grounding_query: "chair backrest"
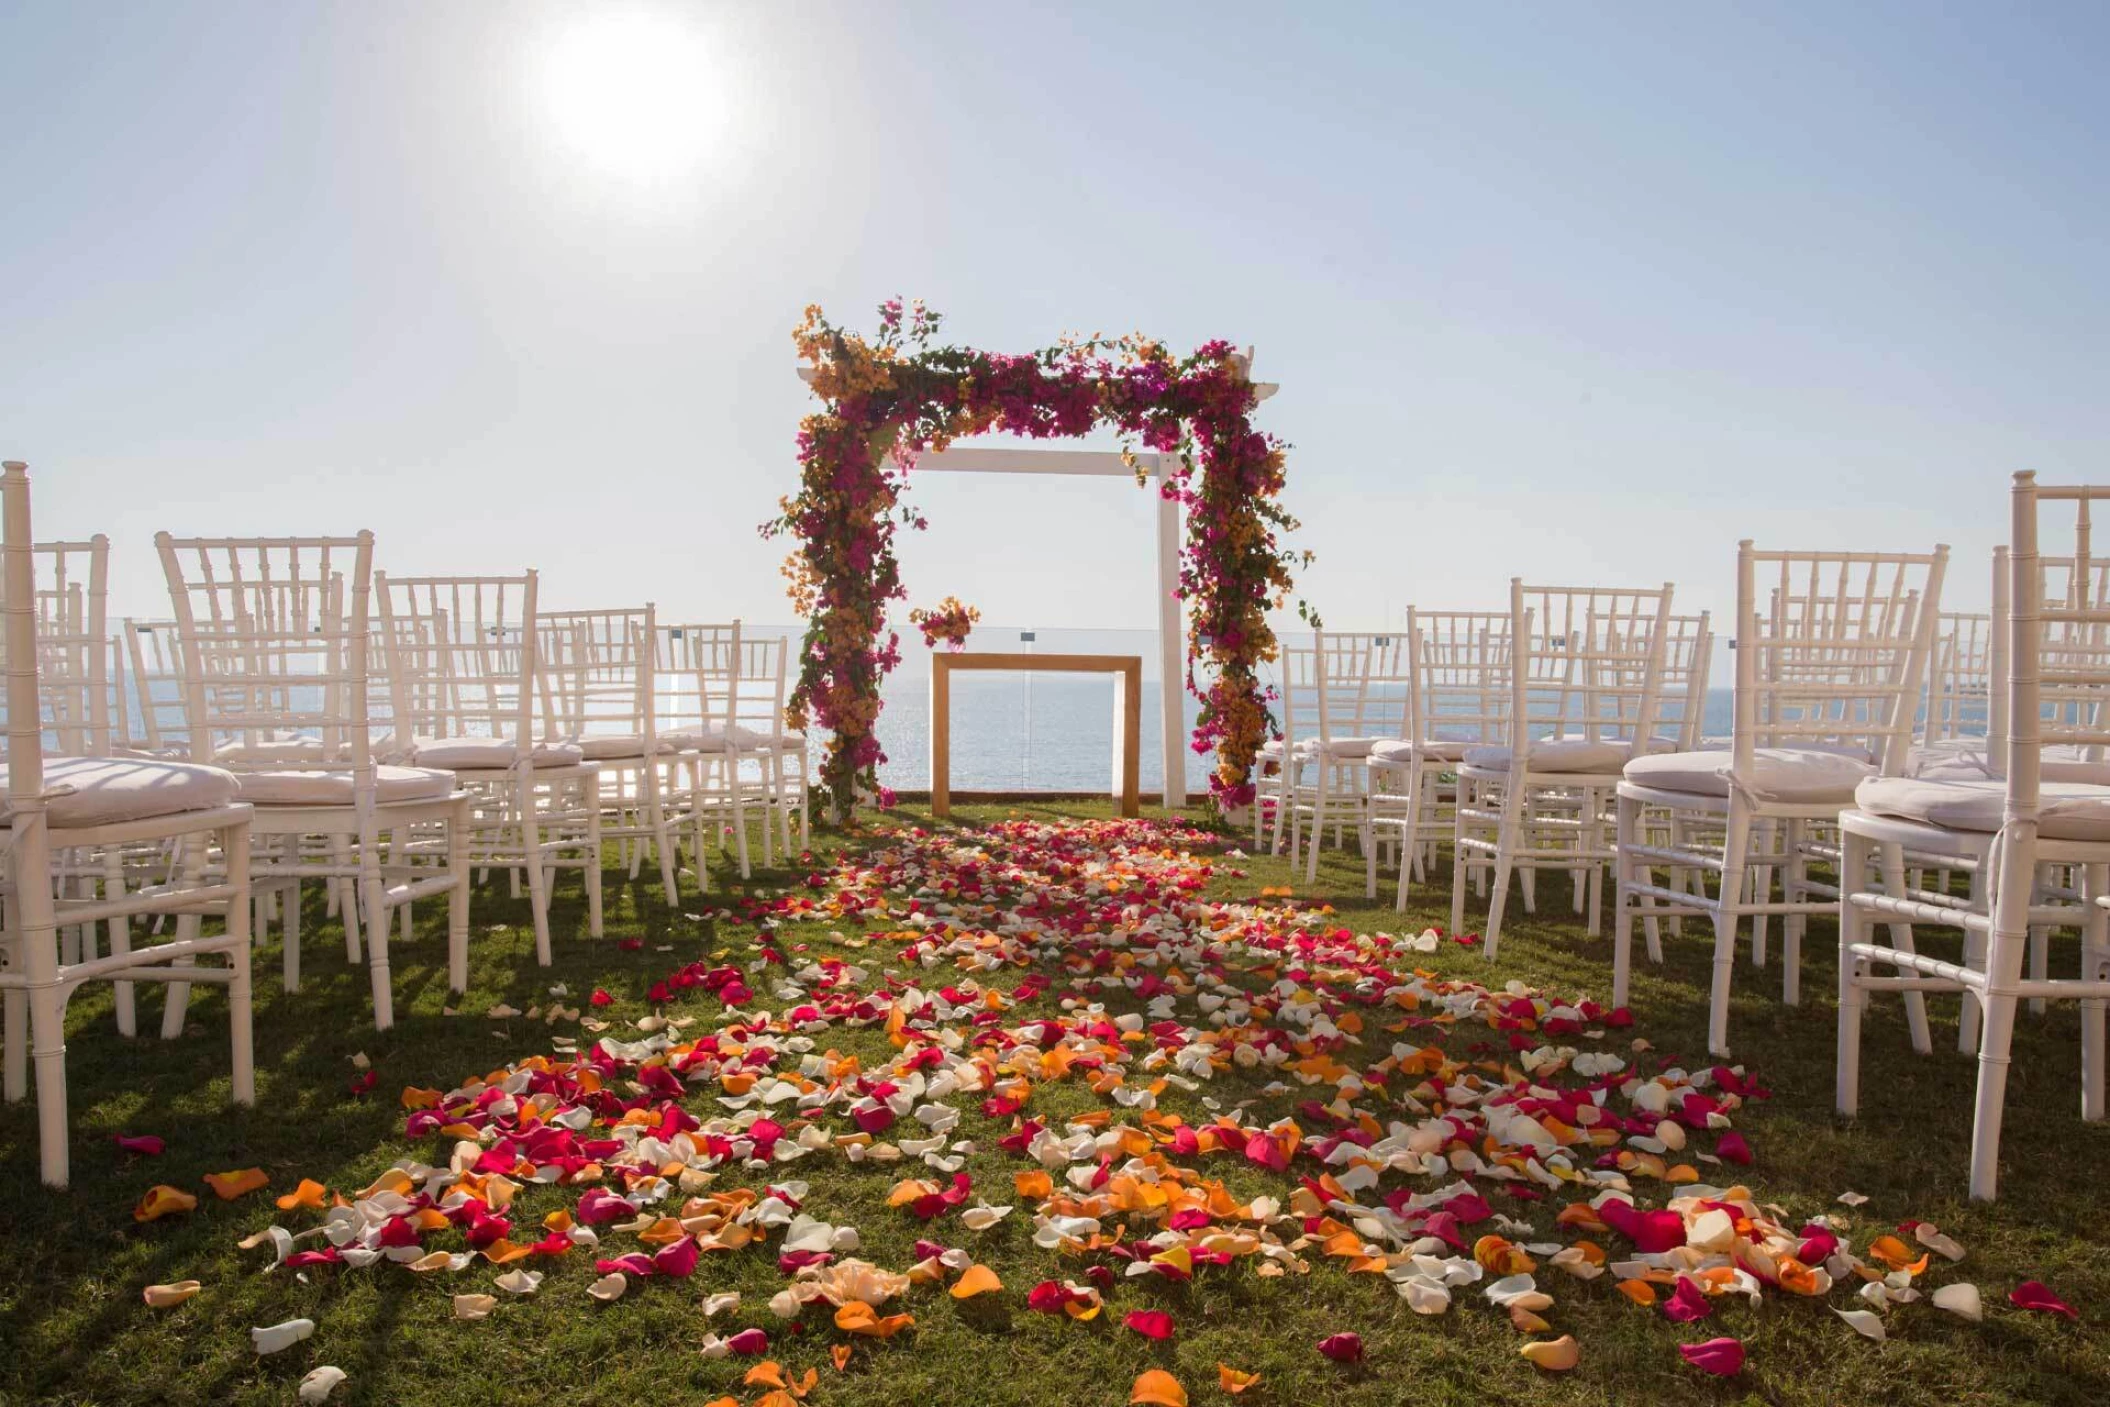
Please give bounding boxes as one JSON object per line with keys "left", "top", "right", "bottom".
{"left": 1407, "top": 609, "right": 1513, "bottom": 749}
{"left": 537, "top": 606, "right": 656, "bottom": 747}
{"left": 1309, "top": 631, "right": 1389, "bottom": 744}
{"left": 1733, "top": 542, "right": 1948, "bottom": 776}
{"left": 1927, "top": 610, "right": 1994, "bottom": 743}
{"left": 155, "top": 532, "right": 376, "bottom": 772}
{"left": 374, "top": 572, "right": 538, "bottom": 750}
{"left": 734, "top": 632, "right": 792, "bottom": 741}
{"left": 25, "top": 535, "right": 113, "bottom": 757}
{"left": 653, "top": 622, "right": 740, "bottom": 741}
{"left": 1658, "top": 610, "right": 1715, "bottom": 751}
{"left": 123, "top": 618, "right": 191, "bottom": 754}
{"left": 2003, "top": 474, "right": 2110, "bottom": 819}
{"left": 1509, "top": 581, "right": 1676, "bottom": 759}
{"left": 3, "top": 464, "right": 52, "bottom": 799}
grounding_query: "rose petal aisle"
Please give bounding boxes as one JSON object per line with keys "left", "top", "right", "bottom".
{"left": 84, "top": 813, "right": 2103, "bottom": 1406}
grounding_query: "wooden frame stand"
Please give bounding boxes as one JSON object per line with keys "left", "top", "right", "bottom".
{"left": 929, "top": 652, "right": 1142, "bottom": 819}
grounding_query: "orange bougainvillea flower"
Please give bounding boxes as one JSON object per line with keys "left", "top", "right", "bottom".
{"left": 274, "top": 1178, "right": 328, "bottom": 1212}
{"left": 134, "top": 1185, "right": 198, "bottom": 1222}
{"left": 1130, "top": 1369, "right": 1188, "bottom": 1407}
{"left": 1217, "top": 1364, "right": 1260, "bottom": 1394}
{"left": 949, "top": 1263, "right": 1002, "bottom": 1299}
{"left": 203, "top": 1168, "right": 269, "bottom": 1201}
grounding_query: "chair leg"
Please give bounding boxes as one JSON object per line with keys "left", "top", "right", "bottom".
{"left": 31, "top": 979, "right": 71, "bottom": 1187}
{"left": 2, "top": 897, "right": 25, "bottom": 1101}
{"left": 1483, "top": 783, "right": 1526, "bottom": 960}
{"left": 1879, "top": 841, "right": 1934, "bottom": 1055}
{"left": 226, "top": 821, "right": 255, "bottom": 1106}
{"left": 161, "top": 839, "right": 207, "bottom": 1040}
{"left": 1303, "top": 763, "right": 1329, "bottom": 885}
{"left": 585, "top": 771, "right": 605, "bottom": 938}
{"left": 1613, "top": 794, "right": 1639, "bottom": 1008}
{"left": 447, "top": 800, "right": 471, "bottom": 992}
{"left": 2080, "top": 865, "right": 2108, "bottom": 1123}
{"left": 364, "top": 827, "right": 393, "bottom": 1032}
{"left": 1836, "top": 829, "right": 1870, "bottom": 1117}
{"left": 1707, "top": 799, "right": 1753, "bottom": 1057}
{"left": 1782, "top": 818, "right": 1807, "bottom": 1006}
{"left": 1394, "top": 762, "right": 1423, "bottom": 912}
{"left": 1751, "top": 818, "right": 1774, "bottom": 968}
{"left": 520, "top": 774, "right": 554, "bottom": 967}
{"left": 1449, "top": 778, "right": 1471, "bottom": 939}
{"left": 1960, "top": 858, "right": 1989, "bottom": 1052}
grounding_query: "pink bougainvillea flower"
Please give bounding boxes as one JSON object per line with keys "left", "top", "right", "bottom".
{"left": 114, "top": 1134, "right": 164, "bottom": 1157}
{"left": 1663, "top": 1276, "right": 1713, "bottom": 1323}
{"left": 1124, "top": 1309, "right": 1175, "bottom": 1340}
{"left": 1679, "top": 1337, "right": 1745, "bottom": 1376}
{"left": 133, "top": 1185, "right": 197, "bottom": 1223}
{"left": 2009, "top": 1282, "right": 2078, "bottom": 1320}
{"left": 1317, "top": 1332, "right": 1364, "bottom": 1363}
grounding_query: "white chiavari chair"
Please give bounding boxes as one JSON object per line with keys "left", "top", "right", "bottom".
{"left": 375, "top": 571, "right": 602, "bottom": 966}
{"left": 1454, "top": 582, "right": 1676, "bottom": 958}
{"left": 655, "top": 621, "right": 749, "bottom": 882}
{"left": 1369, "top": 610, "right": 1512, "bottom": 910}
{"left": 1254, "top": 636, "right": 1314, "bottom": 854}
{"left": 1839, "top": 474, "right": 2110, "bottom": 1201}
{"left": 538, "top": 606, "right": 684, "bottom": 903}
{"left": 1277, "top": 631, "right": 1382, "bottom": 882}
{"left": 157, "top": 531, "right": 471, "bottom": 1029}
{"left": 1614, "top": 543, "right": 1946, "bottom": 1056}
{"left": 2, "top": 463, "right": 256, "bottom": 1188}
{"left": 121, "top": 618, "right": 190, "bottom": 756}
{"left": 732, "top": 632, "right": 811, "bottom": 863}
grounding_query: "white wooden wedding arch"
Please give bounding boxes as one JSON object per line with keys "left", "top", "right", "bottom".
{"left": 795, "top": 357, "right": 1279, "bottom": 809}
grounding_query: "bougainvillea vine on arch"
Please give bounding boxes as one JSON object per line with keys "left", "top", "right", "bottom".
{"left": 763, "top": 299, "right": 1310, "bottom": 821}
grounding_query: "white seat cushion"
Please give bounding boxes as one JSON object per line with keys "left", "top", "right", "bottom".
{"left": 1909, "top": 742, "right": 2110, "bottom": 787}
{"left": 3, "top": 756, "right": 241, "bottom": 830}
{"left": 1856, "top": 774, "right": 2110, "bottom": 842}
{"left": 1464, "top": 737, "right": 1636, "bottom": 774}
{"left": 569, "top": 734, "right": 670, "bottom": 761}
{"left": 733, "top": 726, "right": 806, "bottom": 751}
{"left": 409, "top": 736, "right": 585, "bottom": 770}
{"left": 214, "top": 736, "right": 327, "bottom": 765}
{"left": 1622, "top": 747, "right": 1875, "bottom": 804}
{"left": 234, "top": 765, "right": 458, "bottom": 807}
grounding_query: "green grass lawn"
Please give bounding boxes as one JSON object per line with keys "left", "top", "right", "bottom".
{"left": 3, "top": 800, "right": 2106, "bottom": 1407}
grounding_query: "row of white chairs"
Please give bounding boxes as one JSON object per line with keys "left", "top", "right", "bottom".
{"left": 0, "top": 466, "right": 812, "bottom": 1185}
{"left": 1269, "top": 491, "right": 2110, "bottom": 1199}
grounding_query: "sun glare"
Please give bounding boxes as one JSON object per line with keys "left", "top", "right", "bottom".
{"left": 534, "top": 6, "right": 722, "bottom": 187}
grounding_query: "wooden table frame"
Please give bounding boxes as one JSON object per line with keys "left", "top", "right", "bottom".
{"left": 929, "top": 652, "right": 1142, "bottom": 819}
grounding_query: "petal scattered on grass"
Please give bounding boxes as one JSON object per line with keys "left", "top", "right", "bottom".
{"left": 1835, "top": 1308, "right": 1887, "bottom": 1341}
{"left": 1678, "top": 1337, "right": 1745, "bottom": 1376}
{"left": 1519, "top": 1336, "right": 1579, "bottom": 1371}
{"left": 949, "top": 1263, "right": 1002, "bottom": 1299}
{"left": 297, "top": 1367, "right": 347, "bottom": 1404}
{"left": 133, "top": 1185, "right": 197, "bottom": 1223}
{"left": 1217, "top": 1364, "right": 1260, "bottom": 1394}
{"left": 452, "top": 1294, "right": 497, "bottom": 1320}
{"left": 586, "top": 1273, "right": 627, "bottom": 1303}
{"left": 1123, "top": 1309, "right": 1175, "bottom": 1340}
{"left": 1130, "top": 1369, "right": 1188, "bottom": 1407}
{"left": 2009, "top": 1282, "right": 2078, "bottom": 1320}
{"left": 251, "top": 1318, "right": 317, "bottom": 1354}
{"left": 275, "top": 1178, "right": 329, "bottom": 1211}
{"left": 142, "top": 1281, "right": 202, "bottom": 1308}
{"left": 203, "top": 1168, "right": 270, "bottom": 1201}
{"left": 1317, "top": 1331, "right": 1364, "bottom": 1363}
{"left": 1933, "top": 1283, "right": 1983, "bottom": 1322}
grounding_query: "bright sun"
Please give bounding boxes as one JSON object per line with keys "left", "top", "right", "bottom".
{"left": 534, "top": 5, "right": 722, "bottom": 186}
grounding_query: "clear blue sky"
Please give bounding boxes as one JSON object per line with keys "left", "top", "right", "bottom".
{"left": 5, "top": 1, "right": 2105, "bottom": 639}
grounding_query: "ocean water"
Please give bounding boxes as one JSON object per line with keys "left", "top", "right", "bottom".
{"left": 864, "top": 678, "right": 1741, "bottom": 794}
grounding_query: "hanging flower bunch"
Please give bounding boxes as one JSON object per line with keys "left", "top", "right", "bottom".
{"left": 763, "top": 299, "right": 1310, "bottom": 821}
{"left": 909, "top": 596, "right": 980, "bottom": 652}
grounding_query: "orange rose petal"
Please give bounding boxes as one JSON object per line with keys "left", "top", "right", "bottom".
{"left": 949, "top": 1263, "right": 1002, "bottom": 1299}
{"left": 831, "top": 1344, "right": 853, "bottom": 1372}
{"left": 202, "top": 1167, "right": 269, "bottom": 1201}
{"left": 274, "top": 1178, "right": 328, "bottom": 1211}
{"left": 745, "top": 1362, "right": 787, "bottom": 1389}
{"left": 133, "top": 1185, "right": 198, "bottom": 1222}
{"left": 1217, "top": 1364, "right": 1260, "bottom": 1394}
{"left": 1131, "top": 1369, "right": 1188, "bottom": 1407}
